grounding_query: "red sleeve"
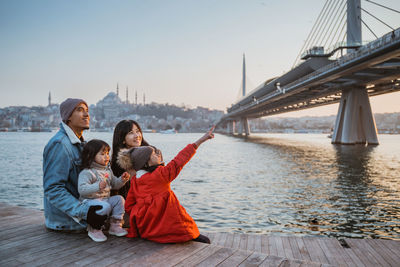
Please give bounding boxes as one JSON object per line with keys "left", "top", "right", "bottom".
{"left": 124, "top": 177, "right": 136, "bottom": 213}
{"left": 158, "top": 144, "right": 197, "bottom": 183}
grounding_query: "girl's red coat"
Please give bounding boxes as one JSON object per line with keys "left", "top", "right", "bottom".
{"left": 124, "top": 144, "right": 200, "bottom": 243}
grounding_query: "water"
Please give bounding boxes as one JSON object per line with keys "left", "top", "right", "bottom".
{"left": 1, "top": 132, "right": 399, "bottom": 240}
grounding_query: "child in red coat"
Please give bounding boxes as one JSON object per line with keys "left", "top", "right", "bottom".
{"left": 118, "top": 127, "right": 214, "bottom": 244}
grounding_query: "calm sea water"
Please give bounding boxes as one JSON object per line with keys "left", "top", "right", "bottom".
{"left": 1, "top": 132, "right": 399, "bottom": 240}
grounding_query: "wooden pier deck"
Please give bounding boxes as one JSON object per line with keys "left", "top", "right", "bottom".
{"left": 1, "top": 203, "right": 399, "bottom": 266}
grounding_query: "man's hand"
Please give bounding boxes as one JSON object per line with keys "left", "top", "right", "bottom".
{"left": 87, "top": 205, "right": 107, "bottom": 230}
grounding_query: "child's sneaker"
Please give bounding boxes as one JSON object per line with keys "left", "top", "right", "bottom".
{"left": 109, "top": 218, "right": 128, "bottom": 237}
{"left": 87, "top": 226, "right": 107, "bottom": 242}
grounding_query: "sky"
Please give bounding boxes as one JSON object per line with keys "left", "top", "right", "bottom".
{"left": 1, "top": 0, "right": 399, "bottom": 117}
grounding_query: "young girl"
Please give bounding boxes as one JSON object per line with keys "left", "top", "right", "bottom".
{"left": 118, "top": 127, "right": 215, "bottom": 244}
{"left": 78, "top": 139, "right": 130, "bottom": 242}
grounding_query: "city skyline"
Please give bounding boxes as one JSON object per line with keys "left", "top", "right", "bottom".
{"left": 1, "top": 0, "right": 400, "bottom": 117}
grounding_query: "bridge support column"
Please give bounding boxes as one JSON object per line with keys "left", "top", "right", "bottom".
{"left": 240, "top": 117, "right": 250, "bottom": 136}
{"left": 228, "top": 120, "right": 236, "bottom": 135}
{"left": 332, "top": 88, "right": 378, "bottom": 145}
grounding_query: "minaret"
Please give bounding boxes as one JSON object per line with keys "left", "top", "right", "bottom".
{"left": 116, "top": 83, "right": 119, "bottom": 96}
{"left": 242, "top": 53, "right": 246, "bottom": 96}
{"left": 48, "top": 91, "right": 51, "bottom": 106}
{"left": 143, "top": 93, "right": 146, "bottom": 105}
{"left": 135, "top": 91, "right": 138, "bottom": 105}
{"left": 126, "top": 86, "right": 129, "bottom": 104}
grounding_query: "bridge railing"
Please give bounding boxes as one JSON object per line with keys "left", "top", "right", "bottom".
{"left": 283, "top": 28, "right": 400, "bottom": 92}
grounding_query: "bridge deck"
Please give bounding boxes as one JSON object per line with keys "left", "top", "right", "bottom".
{"left": 1, "top": 203, "right": 399, "bottom": 266}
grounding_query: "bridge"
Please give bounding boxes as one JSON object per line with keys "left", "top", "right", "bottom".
{"left": 217, "top": 0, "right": 400, "bottom": 145}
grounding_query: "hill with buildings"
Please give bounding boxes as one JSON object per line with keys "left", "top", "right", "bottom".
{"left": 0, "top": 91, "right": 399, "bottom": 134}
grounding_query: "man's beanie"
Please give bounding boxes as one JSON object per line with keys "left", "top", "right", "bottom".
{"left": 130, "top": 146, "right": 154, "bottom": 171}
{"left": 60, "top": 98, "right": 88, "bottom": 123}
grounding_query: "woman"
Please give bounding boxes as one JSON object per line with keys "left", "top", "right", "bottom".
{"left": 111, "top": 120, "right": 150, "bottom": 198}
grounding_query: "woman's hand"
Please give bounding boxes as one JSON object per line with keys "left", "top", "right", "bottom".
{"left": 195, "top": 126, "right": 215, "bottom": 147}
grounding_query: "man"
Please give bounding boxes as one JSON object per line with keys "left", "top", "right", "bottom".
{"left": 43, "top": 98, "right": 106, "bottom": 231}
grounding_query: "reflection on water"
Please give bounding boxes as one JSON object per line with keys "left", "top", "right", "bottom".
{"left": 0, "top": 132, "right": 399, "bottom": 240}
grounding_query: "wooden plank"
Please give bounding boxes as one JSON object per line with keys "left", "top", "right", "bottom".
{"left": 1, "top": 233, "right": 89, "bottom": 265}
{"left": 281, "top": 236, "right": 295, "bottom": 260}
{"left": 174, "top": 244, "right": 222, "bottom": 267}
{"left": 316, "top": 238, "right": 340, "bottom": 266}
{"left": 299, "top": 262, "right": 322, "bottom": 267}
{"left": 223, "top": 232, "right": 234, "bottom": 249}
{"left": 344, "top": 238, "right": 375, "bottom": 267}
{"left": 261, "top": 234, "right": 269, "bottom": 255}
{"left": 346, "top": 238, "right": 391, "bottom": 266}
{"left": 206, "top": 232, "right": 216, "bottom": 243}
{"left": 238, "top": 251, "right": 268, "bottom": 266}
{"left": 246, "top": 233, "right": 256, "bottom": 252}
{"left": 196, "top": 247, "right": 236, "bottom": 267}
{"left": 57, "top": 238, "right": 141, "bottom": 266}
{"left": 212, "top": 232, "right": 224, "bottom": 246}
{"left": 267, "top": 235, "right": 278, "bottom": 256}
{"left": 287, "top": 236, "right": 303, "bottom": 262}
{"left": 273, "top": 235, "right": 286, "bottom": 258}
{"left": 217, "top": 249, "right": 252, "bottom": 267}
{"left": 110, "top": 240, "right": 169, "bottom": 266}
{"left": 254, "top": 234, "right": 263, "bottom": 253}
{"left": 258, "top": 255, "right": 286, "bottom": 267}
{"left": 302, "top": 237, "right": 329, "bottom": 264}
{"left": 0, "top": 222, "right": 45, "bottom": 243}
{"left": 216, "top": 232, "right": 228, "bottom": 247}
{"left": 150, "top": 241, "right": 207, "bottom": 267}
{"left": 319, "top": 238, "right": 353, "bottom": 267}
{"left": 377, "top": 239, "right": 400, "bottom": 257}
{"left": 20, "top": 234, "right": 101, "bottom": 266}
{"left": 231, "top": 232, "right": 242, "bottom": 250}
{"left": 239, "top": 233, "right": 248, "bottom": 250}
{"left": 365, "top": 239, "right": 400, "bottom": 266}
{"left": 294, "top": 237, "right": 312, "bottom": 262}
{"left": 125, "top": 241, "right": 204, "bottom": 267}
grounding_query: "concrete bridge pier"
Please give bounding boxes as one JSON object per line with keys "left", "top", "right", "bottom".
{"left": 331, "top": 88, "right": 379, "bottom": 145}
{"left": 240, "top": 117, "right": 250, "bottom": 136}
{"left": 228, "top": 120, "right": 236, "bottom": 135}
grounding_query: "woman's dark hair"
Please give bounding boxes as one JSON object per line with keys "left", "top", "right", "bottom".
{"left": 110, "top": 120, "right": 149, "bottom": 197}
{"left": 81, "top": 139, "right": 110, "bottom": 170}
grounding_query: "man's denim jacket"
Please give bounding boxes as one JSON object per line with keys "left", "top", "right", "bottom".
{"left": 43, "top": 123, "right": 89, "bottom": 230}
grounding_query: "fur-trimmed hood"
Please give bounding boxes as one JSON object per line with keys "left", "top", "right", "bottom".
{"left": 117, "top": 146, "right": 154, "bottom": 171}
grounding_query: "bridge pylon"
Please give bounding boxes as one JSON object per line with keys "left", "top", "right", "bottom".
{"left": 331, "top": 88, "right": 378, "bottom": 145}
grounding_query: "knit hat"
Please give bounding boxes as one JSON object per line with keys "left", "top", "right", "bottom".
{"left": 117, "top": 146, "right": 154, "bottom": 171}
{"left": 60, "top": 98, "right": 88, "bottom": 123}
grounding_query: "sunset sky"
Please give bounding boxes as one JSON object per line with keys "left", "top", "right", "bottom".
{"left": 1, "top": 0, "right": 399, "bottom": 117}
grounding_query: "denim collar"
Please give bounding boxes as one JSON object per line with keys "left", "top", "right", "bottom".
{"left": 61, "top": 122, "right": 85, "bottom": 145}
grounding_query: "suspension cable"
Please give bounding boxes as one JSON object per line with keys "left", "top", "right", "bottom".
{"left": 317, "top": 0, "right": 344, "bottom": 47}
{"left": 361, "top": 19, "right": 378, "bottom": 38}
{"left": 310, "top": 0, "right": 337, "bottom": 47}
{"left": 364, "top": 0, "right": 400, "bottom": 14}
{"left": 292, "top": 0, "right": 331, "bottom": 68}
{"left": 323, "top": 0, "right": 347, "bottom": 48}
{"left": 327, "top": 7, "right": 347, "bottom": 49}
{"left": 361, "top": 7, "right": 395, "bottom": 30}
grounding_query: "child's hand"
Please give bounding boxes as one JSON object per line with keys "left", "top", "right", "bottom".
{"left": 99, "top": 180, "right": 107, "bottom": 190}
{"left": 195, "top": 126, "right": 215, "bottom": 147}
{"left": 121, "top": 172, "right": 130, "bottom": 182}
